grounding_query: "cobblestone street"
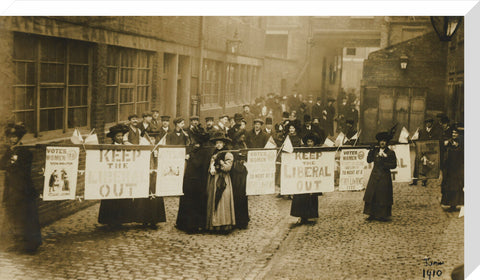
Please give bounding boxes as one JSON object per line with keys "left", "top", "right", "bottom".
{"left": 0, "top": 180, "right": 463, "bottom": 280}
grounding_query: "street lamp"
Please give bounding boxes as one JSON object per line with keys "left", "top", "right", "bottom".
{"left": 430, "top": 16, "right": 462, "bottom": 41}
{"left": 400, "top": 55, "right": 408, "bottom": 70}
{"left": 226, "top": 30, "right": 242, "bottom": 55}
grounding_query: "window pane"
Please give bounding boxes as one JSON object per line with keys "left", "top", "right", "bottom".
{"left": 120, "top": 69, "right": 134, "bottom": 83}
{"left": 14, "top": 33, "right": 37, "bottom": 60}
{"left": 15, "top": 111, "right": 35, "bottom": 133}
{"left": 136, "top": 103, "right": 148, "bottom": 115}
{"left": 68, "top": 86, "right": 88, "bottom": 106}
{"left": 40, "top": 38, "right": 66, "bottom": 62}
{"left": 106, "top": 87, "right": 117, "bottom": 104}
{"left": 41, "top": 63, "right": 65, "bottom": 83}
{"left": 40, "top": 108, "right": 63, "bottom": 131}
{"left": 14, "top": 87, "right": 35, "bottom": 110}
{"left": 107, "top": 48, "right": 118, "bottom": 66}
{"left": 119, "top": 104, "right": 134, "bottom": 121}
{"left": 68, "top": 107, "right": 87, "bottom": 128}
{"left": 40, "top": 88, "right": 64, "bottom": 108}
{"left": 138, "top": 69, "right": 149, "bottom": 84}
{"left": 120, "top": 88, "right": 133, "bottom": 103}
{"left": 105, "top": 105, "right": 117, "bottom": 123}
{"left": 69, "top": 42, "right": 89, "bottom": 64}
{"left": 138, "top": 52, "right": 150, "bottom": 68}
{"left": 69, "top": 65, "right": 88, "bottom": 85}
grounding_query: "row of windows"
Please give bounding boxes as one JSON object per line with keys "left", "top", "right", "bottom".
{"left": 13, "top": 33, "right": 261, "bottom": 135}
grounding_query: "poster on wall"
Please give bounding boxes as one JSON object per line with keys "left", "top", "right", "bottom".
{"left": 84, "top": 147, "right": 151, "bottom": 200}
{"left": 155, "top": 147, "right": 186, "bottom": 196}
{"left": 281, "top": 150, "right": 335, "bottom": 195}
{"left": 245, "top": 150, "right": 277, "bottom": 195}
{"left": 43, "top": 146, "right": 80, "bottom": 200}
{"left": 339, "top": 148, "right": 369, "bottom": 191}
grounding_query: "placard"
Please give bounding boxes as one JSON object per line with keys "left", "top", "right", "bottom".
{"left": 245, "top": 150, "right": 277, "bottom": 195}
{"left": 339, "top": 148, "right": 369, "bottom": 191}
{"left": 84, "top": 148, "right": 150, "bottom": 199}
{"left": 363, "top": 144, "right": 413, "bottom": 185}
{"left": 415, "top": 140, "right": 440, "bottom": 179}
{"left": 280, "top": 151, "right": 335, "bottom": 195}
{"left": 43, "top": 147, "right": 80, "bottom": 200}
{"left": 155, "top": 147, "right": 186, "bottom": 196}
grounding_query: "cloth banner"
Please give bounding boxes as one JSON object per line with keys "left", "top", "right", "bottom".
{"left": 155, "top": 147, "right": 186, "bottom": 196}
{"left": 280, "top": 150, "right": 335, "bottom": 195}
{"left": 339, "top": 148, "right": 369, "bottom": 191}
{"left": 363, "top": 144, "right": 412, "bottom": 184}
{"left": 415, "top": 140, "right": 440, "bottom": 179}
{"left": 245, "top": 150, "right": 277, "bottom": 195}
{"left": 84, "top": 148, "right": 150, "bottom": 199}
{"left": 43, "top": 147, "right": 80, "bottom": 200}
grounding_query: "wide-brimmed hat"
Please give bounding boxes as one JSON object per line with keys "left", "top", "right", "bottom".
{"left": 234, "top": 113, "right": 243, "bottom": 121}
{"left": 5, "top": 123, "right": 27, "bottom": 139}
{"left": 210, "top": 131, "right": 231, "bottom": 143}
{"left": 107, "top": 124, "right": 129, "bottom": 139}
{"left": 375, "top": 131, "right": 392, "bottom": 142}
{"left": 303, "top": 132, "right": 320, "bottom": 145}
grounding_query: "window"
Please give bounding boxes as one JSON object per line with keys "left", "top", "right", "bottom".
{"left": 346, "top": 48, "right": 356, "bottom": 56}
{"left": 225, "top": 64, "right": 237, "bottom": 104}
{"left": 13, "top": 33, "right": 91, "bottom": 134}
{"left": 201, "top": 59, "right": 221, "bottom": 106}
{"left": 105, "top": 46, "right": 152, "bottom": 123}
{"left": 265, "top": 34, "right": 288, "bottom": 59}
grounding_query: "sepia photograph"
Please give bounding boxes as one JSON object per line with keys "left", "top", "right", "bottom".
{"left": 0, "top": 2, "right": 474, "bottom": 278}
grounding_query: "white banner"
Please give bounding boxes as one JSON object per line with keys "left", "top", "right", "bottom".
{"left": 84, "top": 148, "right": 150, "bottom": 200}
{"left": 339, "top": 148, "right": 369, "bottom": 191}
{"left": 363, "top": 144, "right": 412, "bottom": 184}
{"left": 280, "top": 151, "right": 335, "bottom": 195}
{"left": 245, "top": 150, "right": 277, "bottom": 195}
{"left": 43, "top": 147, "right": 79, "bottom": 200}
{"left": 155, "top": 148, "right": 185, "bottom": 196}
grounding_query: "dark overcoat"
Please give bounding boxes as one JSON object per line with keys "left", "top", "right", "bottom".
{"left": 245, "top": 129, "right": 268, "bottom": 148}
{"left": 166, "top": 130, "right": 189, "bottom": 146}
{"left": 230, "top": 155, "right": 249, "bottom": 228}
{"left": 363, "top": 147, "right": 397, "bottom": 218}
{"left": 0, "top": 145, "right": 42, "bottom": 251}
{"left": 176, "top": 146, "right": 213, "bottom": 232}
{"left": 441, "top": 138, "right": 464, "bottom": 207}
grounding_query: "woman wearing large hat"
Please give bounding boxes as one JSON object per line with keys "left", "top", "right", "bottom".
{"left": 205, "top": 131, "right": 236, "bottom": 232}
{"left": 0, "top": 123, "right": 42, "bottom": 253}
{"left": 440, "top": 123, "right": 464, "bottom": 211}
{"left": 363, "top": 131, "right": 397, "bottom": 222}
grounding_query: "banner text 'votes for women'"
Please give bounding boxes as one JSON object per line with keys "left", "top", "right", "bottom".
{"left": 84, "top": 148, "right": 151, "bottom": 200}
{"left": 245, "top": 150, "right": 277, "bottom": 195}
{"left": 43, "top": 146, "right": 80, "bottom": 200}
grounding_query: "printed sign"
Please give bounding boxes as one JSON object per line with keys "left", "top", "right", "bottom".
{"left": 84, "top": 148, "right": 150, "bottom": 199}
{"left": 155, "top": 147, "right": 186, "bottom": 196}
{"left": 280, "top": 151, "right": 335, "bottom": 195}
{"left": 43, "top": 147, "right": 80, "bottom": 200}
{"left": 245, "top": 150, "right": 277, "bottom": 195}
{"left": 415, "top": 140, "right": 440, "bottom": 179}
{"left": 339, "top": 148, "right": 369, "bottom": 191}
{"left": 363, "top": 144, "right": 413, "bottom": 185}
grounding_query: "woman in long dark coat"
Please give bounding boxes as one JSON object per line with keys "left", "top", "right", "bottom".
{"left": 0, "top": 123, "right": 42, "bottom": 253}
{"left": 441, "top": 125, "right": 464, "bottom": 211}
{"left": 176, "top": 128, "right": 212, "bottom": 233}
{"left": 363, "top": 131, "right": 397, "bottom": 222}
{"left": 230, "top": 129, "right": 250, "bottom": 229}
{"left": 98, "top": 124, "right": 137, "bottom": 227}
{"left": 290, "top": 131, "right": 319, "bottom": 224}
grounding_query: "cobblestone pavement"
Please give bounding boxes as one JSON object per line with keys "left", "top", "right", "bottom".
{"left": 0, "top": 180, "right": 463, "bottom": 280}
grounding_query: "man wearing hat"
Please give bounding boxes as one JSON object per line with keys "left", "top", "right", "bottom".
{"left": 1, "top": 123, "right": 42, "bottom": 253}
{"left": 205, "top": 117, "right": 215, "bottom": 136}
{"left": 150, "top": 109, "right": 161, "bottom": 140}
{"left": 343, "top": 119, "right": 359, "bottom": 145}
{"left": 312, "top": 97, "right": 324, "bottom": 121}
{"left": 325, "top": 97, "right": 336, "bottom": 136}
{"left": 363, "top": 131, "right": 397, "bottom": 222}
{"left": 185, "top": 116, "right": 203, "bottom": 146}
{"left": 242, "top": 105, "right": 255, "bottom": 129}
{"left": 158, "top": 115, "right": 171, "bottom": 143}
{"left": 166, "top": 117, "right": 190, "bottom": 146}
{"left": 124, "top": 114, "right": 148, "bottom": 145}
{"left": 139, "top": 112, "right": 154, "bottom": 143}
{"left": 441, "top": 123, "right": 464, "bottom": 211}
{"left": 264, "top": 117, "right": 274, "bottom": 136}
{"left": 228, "top": 113, "right": 244, "bottom": 140}
{"left": 246, "top": 119, "right": 268, "bottom": 148}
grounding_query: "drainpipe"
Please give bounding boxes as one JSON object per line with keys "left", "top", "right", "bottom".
{"left": 195, "top": 16, "right": 205, "bottom": 117}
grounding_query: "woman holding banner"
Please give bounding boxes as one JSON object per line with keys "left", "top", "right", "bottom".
{"left": 290, "top": 132, "right": 319, "bottom": 224}
{"left": 205, "top": 132, "right": 236, "bottom": 232}
{"left": 363, "top": 132, "right": 397, "bottom": 222}
{"left": 0, "top": 123, "right": 42, "bottom": 253}
{"left": 441, "top": 124, "right": 464, "bottom": 212}
{"left": 230, "top": 130, "right": 250, "bottom": 229}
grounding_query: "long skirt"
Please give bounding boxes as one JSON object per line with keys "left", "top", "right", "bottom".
{"left": 290, "top": 194, "right": 319, "bottom": 219}
{"left": 363, "top": 192, "right": 392, "bottom": 219}
{"left": 131, "top": 173, "right": 166, "bottom": 224}
{"left": 206, "top": 173, "right": 235, "bottom": 231}
{"left": 1, "top": 198, "right": 42, "bottom": 252}
{"left": 98, "top": 199, "right": 136, "bottom": 225}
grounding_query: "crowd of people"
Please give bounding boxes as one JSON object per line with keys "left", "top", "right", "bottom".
{"left": 0, "top": 91, "right": 464, "bottom": 254}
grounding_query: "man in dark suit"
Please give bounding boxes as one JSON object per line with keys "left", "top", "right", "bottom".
{"left": 139, "top": 112, "right": 153, "bottom": 140}
{"left": 246, "top": 119, "right": 268, "bottom": 148}
{"left": 264, "top": 117, "right": 274, "bottom": 137}
{"left": 158, "top": 115, "right": 171, "bottom": 143}
{"left": 228, "top": 113, "right": 243, "bottom": 140}
{"left": 242, "top": 105, "right": 256, "bottom": 129}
